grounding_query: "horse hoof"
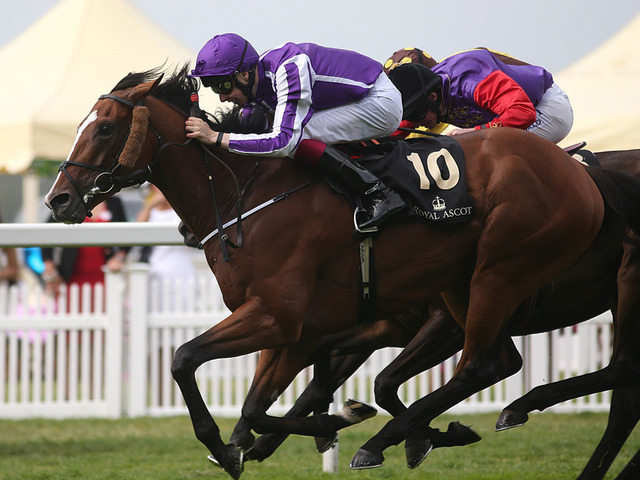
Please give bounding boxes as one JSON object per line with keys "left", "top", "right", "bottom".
{"left": 230, "top": 430, "right": 255, "bottom": 452}
{"left": 495, "top": 409, "right": 529, "bottom": 431}
{"left": 315, "top": 432, "right": 339, "bottom": 453}
{"left": 340, "top": 399, "right": 378, "bottom": 424}
{"left": 207, "top": 446, "right": 244, "bottom": 480}
{"left": 242, "top": 446, "right": 260, "bottom": 463}
{"left": 405, "top": 438, "right": 433, "bottom": 469}
{"left": 446, "top": 421, "right": 482, "bottom": 445}
{"left": 349, "top": 448, "right": 384, "bottom": 470}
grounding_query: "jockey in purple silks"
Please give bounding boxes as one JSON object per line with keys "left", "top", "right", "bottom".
{"left": 186, "top": 33, "right": 405, "bottom": 231}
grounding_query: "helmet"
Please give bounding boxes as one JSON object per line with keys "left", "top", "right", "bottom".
{"left": 383, "top": 47, "right": 437, "bottom": 74}
{"left": 388, "top": 63, "right": 442, "bottom": 121}
{"left": 190, "top": 33, "right": 259, "bottom": 77}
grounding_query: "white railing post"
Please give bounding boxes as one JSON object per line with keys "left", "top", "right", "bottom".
{"left": 104, "top": 267, "right": 125, "bottom": 418}
{"left": 126, "top": 263, "right": 151, "bottom": 417}
{"left": 527, "top": 333, "right": 551, "bottom": 389}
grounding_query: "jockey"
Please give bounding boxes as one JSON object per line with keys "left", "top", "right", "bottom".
{"left": 383, "top": 47, "right": 438, "bottom": 73}
{"left": 387, "top": 48, "right": 573, "bottom": 144}
{"left": 382, "top": 48, "right": 449, "bottom": 136}
{"left": 186, "top": 33, "right": 405, "bottom": 231}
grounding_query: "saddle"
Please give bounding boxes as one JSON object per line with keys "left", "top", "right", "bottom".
{"left": 344, "top": 136, "right": 475, "bottom": 225}
{"left": 563, "top": 142, "right": 600, "bottom": 167}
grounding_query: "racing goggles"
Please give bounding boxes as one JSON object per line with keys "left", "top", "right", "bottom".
{"left": 201, "top": 75, "right": 235, "bottom": 95}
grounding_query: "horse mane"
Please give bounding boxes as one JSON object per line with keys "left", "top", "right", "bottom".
{"left": 110, "top": 64, "right": 270, "bottom": 134}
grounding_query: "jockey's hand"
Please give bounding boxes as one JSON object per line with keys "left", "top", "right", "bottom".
{"left": 185, "top": 117, "right": 217, "bottom": 145}
{"left": 446, "top": 127, "right": 475, "bottom": 137}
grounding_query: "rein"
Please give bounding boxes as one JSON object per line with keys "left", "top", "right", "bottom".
{"left": 60, "top": 91, "right": 311, "bottom": 263}
{"left": 58, "top": 94, "right": 166, "bottom": 215}
{"left": 60, "top": 92, "right": 243, "bottom": 261}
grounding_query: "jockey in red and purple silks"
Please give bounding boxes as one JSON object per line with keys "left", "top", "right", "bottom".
{"left": 388, "top": 48, "right": 573, "bottom": 144}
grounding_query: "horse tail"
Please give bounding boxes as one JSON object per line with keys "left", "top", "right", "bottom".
{"left": 585, "top": 166, "right": 640, "bottom": 240}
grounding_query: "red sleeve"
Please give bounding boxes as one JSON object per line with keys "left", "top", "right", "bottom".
{"left": 389, "top": 119, "right": 415, "bottom": 139}
{"left": 472, "top": 70, "right": 537, "bottom": 130}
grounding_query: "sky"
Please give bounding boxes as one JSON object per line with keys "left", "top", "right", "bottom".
{"left": 1, "top": 0, "right": 640, "bottom": 73}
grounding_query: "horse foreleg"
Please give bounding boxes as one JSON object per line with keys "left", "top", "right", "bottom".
{"left": 576, "top": 385, "right": 640, "bottom": 480}
{"left": 241, "top": 343, "right": 376, "bottom": 439}
{"left": 230, "top": 350, "right": 337, "bottom": 453}
{"left": 240, "top": 351, "right": 374, "bottom": 461}
{"left": 229, "top": 352, "right": 335, "bottom": 457}
{"left": 245, "top": 316, "right": 416, "bottom": 461}
{"left": 171, "top": 298, "right": 300, "bottom": 480}
{"left": 171, "top": 354, "right": 244, "bottom": 479}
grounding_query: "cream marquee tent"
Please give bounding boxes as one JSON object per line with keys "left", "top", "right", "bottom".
{"left": 0, "top": 0, "right": 221, "bottom": 175}
{"left": 556, "top": 13, "right": 640, "bottom": 152}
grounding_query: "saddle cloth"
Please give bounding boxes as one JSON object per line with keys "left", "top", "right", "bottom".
{"left": 351, "top": 136, "right": 475, "bottom": 224}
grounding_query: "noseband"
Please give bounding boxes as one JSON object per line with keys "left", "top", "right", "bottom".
{"left": 56, "top": 91, "right": 244, "bottom": 261}
{"left": 58, "top": 94, "right": 165, "bottom": 215}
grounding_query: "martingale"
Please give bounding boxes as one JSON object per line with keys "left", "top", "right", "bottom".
{"left": 353, "top": 136, "right": 474, "bottom": 224}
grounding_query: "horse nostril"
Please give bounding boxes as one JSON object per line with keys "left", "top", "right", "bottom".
{"left": 48, "top": 193, "right": 71, "bottom": 211}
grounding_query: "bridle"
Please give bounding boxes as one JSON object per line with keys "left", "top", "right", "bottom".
{"left": 58, "top": 94, "right": 169, "bottom": 216}
{"left": 57, "top": 92, "right": 249, "bottom": 261}
{"left": 58, "top": 90, "right": 312, "bottom": 262}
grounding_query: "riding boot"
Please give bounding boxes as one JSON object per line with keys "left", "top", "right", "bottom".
{"left": 316, "top": 145, "right": 405, "bottom": 230}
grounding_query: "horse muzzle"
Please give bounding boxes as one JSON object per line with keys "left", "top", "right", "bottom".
{"left": 45, "top": 190, "right": 90, "bottom": 224}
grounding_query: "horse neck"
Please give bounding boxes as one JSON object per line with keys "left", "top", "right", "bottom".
{"left": 144, "top": 97, "right": 311, "bottom": 243}
{"left": 152, "top": 145, "right": 259, "bottom": 241}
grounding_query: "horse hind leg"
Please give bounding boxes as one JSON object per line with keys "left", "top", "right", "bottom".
{"left": 372, "top": 313, "right": 479, "bottom": 468}
{"left": 495, "top": 362, "right": 633, "bottom": 432}
{"left": 498, "top": 243, "right": 640, "bottom": 432}
{"left": 350, "top": 286, "right": 524, "bottom": 470}
{"left": 615, "top": 446, "right": 640, "bottom": 480}
{"left": 577, "top": 385, "right": 640, "bottom": 480}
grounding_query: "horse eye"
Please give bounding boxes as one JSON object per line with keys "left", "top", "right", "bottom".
{"left": 98, "top": 122, "right": 114, "bottom": 136}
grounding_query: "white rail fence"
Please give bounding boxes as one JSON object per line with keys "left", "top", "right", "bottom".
{"left": 0, "top": 223, "right": 613, "bottom": 419}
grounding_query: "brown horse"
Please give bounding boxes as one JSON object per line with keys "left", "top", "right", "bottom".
{"left": 229, "top": 161, "right": 640, "bottom": 475}
{"left": 235, "top": 151, "right": 640, "bottom": 479}
{"left": 44, "top": 66, "right": 640, "bottom": 479}
{"left": 238, "top": 147, "right": 640, "bottom": 478}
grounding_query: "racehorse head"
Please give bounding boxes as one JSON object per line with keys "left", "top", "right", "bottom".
{"left": 45, "top": 65, "right": 199, "bottom": 223}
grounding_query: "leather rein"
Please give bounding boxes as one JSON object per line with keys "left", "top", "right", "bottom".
{"left": 57, "top": 92, "right": 311, "bottom": 262}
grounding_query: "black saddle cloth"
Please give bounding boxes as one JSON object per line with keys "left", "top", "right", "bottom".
{"left": 348, "top": 136, "right": 475, "bottom": 224}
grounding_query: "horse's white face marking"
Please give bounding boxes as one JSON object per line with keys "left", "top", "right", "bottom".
{"left": 66, "top": 110, "right": 98, "bottom": 162}
{"left": 45, "top": 110, "right": 98, "bottom": 202}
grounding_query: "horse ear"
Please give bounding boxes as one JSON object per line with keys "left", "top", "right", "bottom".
{"left": 131, "top": 73, "right": 164, "bottom": 101}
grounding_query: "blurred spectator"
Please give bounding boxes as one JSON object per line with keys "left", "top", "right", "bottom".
{"left": 0, "top": 207, "right": 19, "bottom": 288}
{"left": 41, "top": 197, "right": 129, "bottom": 310}
{"left": 24, "top": 247, "right": 45, "bottom": 278}
{"left": 137, "top": 185, "right": 195, "bottom": 308}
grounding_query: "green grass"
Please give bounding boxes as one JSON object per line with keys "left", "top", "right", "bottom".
{"left": 0, "top": 412, "right": 639, "bottom": 479}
